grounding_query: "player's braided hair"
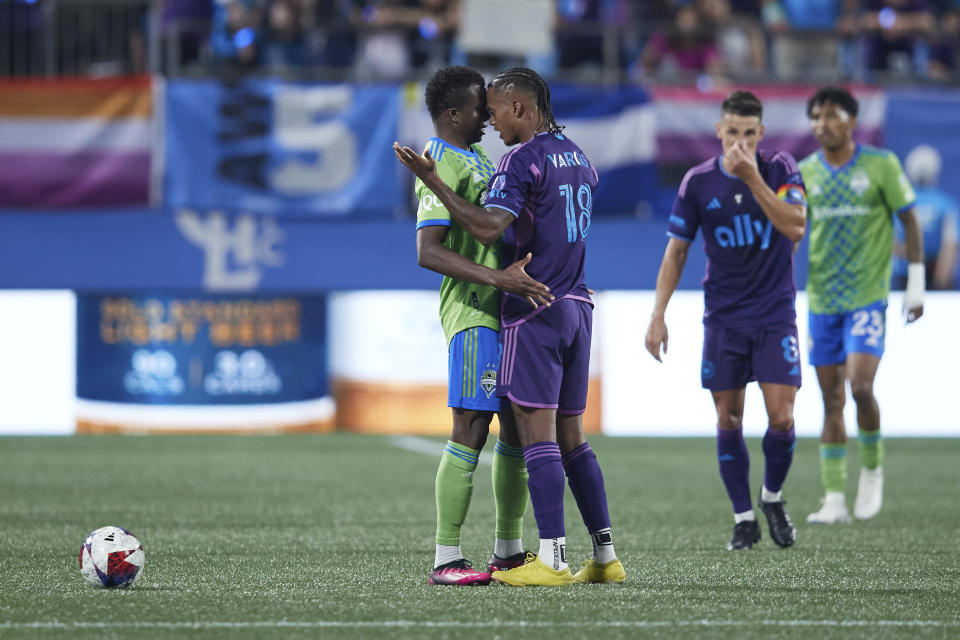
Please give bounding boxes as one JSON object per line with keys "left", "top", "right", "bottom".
{"left": 424, "top": 66, "right": 486, "bottom": 122}
{"left": 489, "top": 67, "right": 564, "bottom": 135}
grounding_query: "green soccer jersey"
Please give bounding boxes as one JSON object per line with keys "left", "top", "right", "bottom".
{"left": 800, "top": 144, "right": 916, "bottom": 314}
{"left": 415, "top": 137, "right": 500, "bottom": 345}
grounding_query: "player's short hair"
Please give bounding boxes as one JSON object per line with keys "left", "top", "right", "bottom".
{"left": 807, "top": 85, "right": 859, "bottom": 118}
{"left": 720, "top": 91, "right": 763, "bottom": 119}
{"left": 489, "top": 67, "right": 564, "bottom": 135}
{"left": 424, "top": 66, "right": 486, "bottom": 122}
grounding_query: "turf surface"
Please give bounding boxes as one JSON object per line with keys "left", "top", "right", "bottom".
{"left": 1, "top": 434, "right": 958, "bottom": 639}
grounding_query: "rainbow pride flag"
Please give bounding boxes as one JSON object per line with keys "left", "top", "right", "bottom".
{"left": 0, "top": 77, "right": 152, "bottom": 208}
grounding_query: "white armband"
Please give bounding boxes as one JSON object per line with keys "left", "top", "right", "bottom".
{"left": 904, "top": 262, "right": 925, "bottom": 310}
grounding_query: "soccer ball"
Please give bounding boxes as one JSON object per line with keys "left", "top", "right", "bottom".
{"left": 78, "top": 526, "right": 145, "bottom": 588}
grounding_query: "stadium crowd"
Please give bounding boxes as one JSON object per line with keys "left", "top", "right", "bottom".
{"left": 2, "top": 0, "right": 960, "bottom": 82}
{"left": 202, "top": 0, "right": 960, "bottom": 82}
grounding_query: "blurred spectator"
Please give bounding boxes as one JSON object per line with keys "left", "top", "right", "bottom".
{"left": 699, "top": 0, "right": 767, "bottom": 78}
{"left": 555, "top": 0, "right": 606, "bottom": 72}
{"left": 410, "top": 0, "right": 459, "bottom": 70}
{"left": 210, "top": 0, "right": 263, "bottom": 67}
{"left": 316, "top": 0, "right": 359, "bottom": 68}
{"left": 927, "top": 0, "right": 960, "bottom": 78}
{"left": 636, "top": 2, "right": 723, "bottom": 80}
{"left": 159, "top": 0, "right": 213, "bottom": 73}
{"left": 859, "top": 0, "right": 935, "bottom": 77}
{"left": 0, "top": 0, "right": 46, "bottom": 76}
{"left": 893, "top": 145, "right": 960, "bottom": 290}
{"left": 262, "top": 0, "right": 315, "bottom": 67}
{"left": 352, "top": 0, "right": 422, "bottom": 79}
{"left": 762, "top": 0, "right": 856, "bottom": 80}
{"left": 456, "top": 0, "right": 554, "bottom": 75}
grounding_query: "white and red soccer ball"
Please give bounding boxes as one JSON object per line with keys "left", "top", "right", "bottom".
{"left": 78, "top": 526, "right": 145, "bottom": 588}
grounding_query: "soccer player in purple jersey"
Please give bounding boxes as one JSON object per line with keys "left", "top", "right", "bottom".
{"left": 395, "top": 67, "right": 624, "bottom": 586}
{"left": 644, "top": 91, "right": 808, "bottom": 551}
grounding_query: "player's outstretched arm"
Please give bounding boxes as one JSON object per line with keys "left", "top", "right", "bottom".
{"left": 394, "top": 143, "right": 511, "bottom": 245}
{"left": 724, "top": 141, "right": 806, "bottom": 242}
{"left": 417, "top": 228, "right": 553, "bottom": 308}
{"left": 645, "top": 237, "right": 690, "bottom": 362}
{"left": 897, "top": 207, "right": 925, "bottom": 322}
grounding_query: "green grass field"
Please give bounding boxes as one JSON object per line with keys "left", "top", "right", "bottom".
{"left": 1, "top": 434, "right": 959, "bottom": 639}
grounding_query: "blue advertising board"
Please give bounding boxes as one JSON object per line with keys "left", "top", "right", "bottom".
{"left": 76, "top": 293, "right": 328, "bottom": 405}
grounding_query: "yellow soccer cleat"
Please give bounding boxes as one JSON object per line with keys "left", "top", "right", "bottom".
{"left": 572, "top": 558, "right": 626, "bottom": 584}
{"left": 490, "top": 553, "right": 573, "bottom": 587}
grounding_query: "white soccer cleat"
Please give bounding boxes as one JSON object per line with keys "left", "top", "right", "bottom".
{"left": 854, "top": 467, "right": 884, "bottom": 520}
{"left": 806, "top": 492, "right": 852, "bottom": 524}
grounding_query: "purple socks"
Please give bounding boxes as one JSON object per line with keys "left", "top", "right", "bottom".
{"left": 523, "top": 441, "right": 566, "bottom": 539}
{"left": 762, "top": 424, "right": 796, "bottom": 493}
{"left": 561, "top": 442, "right": 611, "bottom": 533}
{"left": 717, "top": 427, "right": 752, "bottom": 513}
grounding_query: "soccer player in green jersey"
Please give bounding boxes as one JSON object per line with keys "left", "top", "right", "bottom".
{"left": 412, "top": 66, "right": 552, "bottom": 585}
{"left": 800, "top": 86, "right": 925, "bottom": 524}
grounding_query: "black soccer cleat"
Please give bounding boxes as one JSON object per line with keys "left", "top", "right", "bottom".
{"left": 726, "top": 520, "right": 761, "bottom": 550}
{"left": 758, "top": 493, "right": 798, "bottom": 548}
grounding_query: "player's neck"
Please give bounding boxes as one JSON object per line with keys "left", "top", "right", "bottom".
{"left": 434, "top": 125, "right": 469, "bottom": 151}
{"left": 822, "top": 140, "right": 856, "bottom": 169}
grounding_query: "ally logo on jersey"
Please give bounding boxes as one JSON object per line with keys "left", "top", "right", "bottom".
{"left": 711, "top": 180, "right": 804, "bottom": 249}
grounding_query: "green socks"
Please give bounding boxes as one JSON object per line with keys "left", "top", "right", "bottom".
{"left": 435, "top": 441, "right": 479, "bottom": 546}
{"left": 858, "top": 429, "right": 883, "bottom": 470}
{"left": 819, "top": 444, "right": 847, "bottom": 494}
{"left": 492, "top": 439, "right": 528, "bottom": 541}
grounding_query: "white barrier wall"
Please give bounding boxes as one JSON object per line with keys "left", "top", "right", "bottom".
{"left": 599, "top": 290, "right": 960, "bottom": 437}
{"left": 0, "top": 291, "right": 75, "bottom": 434}
{"left": 1, "top": 290, "right": 957, "bottom": 436}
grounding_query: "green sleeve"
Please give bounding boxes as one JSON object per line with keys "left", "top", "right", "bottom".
{"left": 881, "top": 152, "right": 916, "bottom": 214}
{"left": 415, "top": 161, "right": 460, "bottom": 226}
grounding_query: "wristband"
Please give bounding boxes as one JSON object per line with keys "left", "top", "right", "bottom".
{"left": 904, "top": 262, "right": 925, "bottom": 310}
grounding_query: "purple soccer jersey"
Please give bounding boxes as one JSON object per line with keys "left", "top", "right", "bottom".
{"left": 668, "top": 149, "right": 806, "bottom": 327}
{"left": 485, "top": 132, "right": 597, "bottom": 326}
{"left": 485, "top": 132, "right": 597, "bottom": 411}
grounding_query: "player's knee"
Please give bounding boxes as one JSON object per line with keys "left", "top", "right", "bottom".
{"left": 451, "top": 410, "right": 493, "bottom": 449}
{"left": 768, "top": 416, "right": 794, "bottom": 432}
{"left": 821, "top": 389, "right": 845, "bottom": 414}
{"left": 850, "top": 380, "right": 875, "bottom": 406}
{"left": 717, "top": 414, "right": 743, "bottom": 431}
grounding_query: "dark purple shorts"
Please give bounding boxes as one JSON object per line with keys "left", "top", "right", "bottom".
{"left": 701, "top": 322, "right": 802, "bottom": 390}
{"left": 497, "top": 297, "right": 592, "bottom": 414}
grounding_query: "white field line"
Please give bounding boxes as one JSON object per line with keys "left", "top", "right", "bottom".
{"left": 390, "top": 435, "right": 494, "bottom": 466}
{"left": 1, "top": 620, "right": 958, "bottom": 630}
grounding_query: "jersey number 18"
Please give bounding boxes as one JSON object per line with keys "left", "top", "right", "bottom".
{"left": 558, "top": 183, "right": 592, "bottom": 242}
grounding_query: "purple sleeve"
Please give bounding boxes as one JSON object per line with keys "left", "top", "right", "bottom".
{"left": 485, "top": 146, "right": 534, "bottom": 218}
{"left": 667, "top": 170, "right": 699, "bottom": 241}
{"left": 772, "top": 151, "right": 807, "bottom": 205}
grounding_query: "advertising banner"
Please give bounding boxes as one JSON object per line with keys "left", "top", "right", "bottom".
{"left": 164, "top": 79, "right": 401, "bottom": 217}
{"left": 75, "top": 293, "right": 333, "bottom": 432}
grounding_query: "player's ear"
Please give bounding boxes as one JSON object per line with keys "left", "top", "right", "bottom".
{"left": 714, "top": 120, "right": 722, "bottom": 141}
{"left": 758, "top": 123, "right": 765, "bottom": 141}
{"left": 447, "top": 107, "right": 459, "bottom": 124}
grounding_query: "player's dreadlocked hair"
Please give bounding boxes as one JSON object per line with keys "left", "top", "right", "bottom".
{"left": 807, "top": 85, "right": 859, "bottom": 119}
{"left": 489, "top": 67, "right": 564, "bottom": 135}
{"left": 424, "top": 66, "right": 486, "bottom": 122}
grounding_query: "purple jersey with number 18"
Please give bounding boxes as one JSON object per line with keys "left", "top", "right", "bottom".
{"left": 484, "top": 131, "right": 598, "bottom": 326}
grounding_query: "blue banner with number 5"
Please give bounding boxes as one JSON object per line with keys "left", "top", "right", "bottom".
{"left": 164, "top": 79, "right": 401, "bottom": 218}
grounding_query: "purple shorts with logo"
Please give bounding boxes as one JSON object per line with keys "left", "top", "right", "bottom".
{"left": 701, "top": 322, "right": 802, "bottom": 390}
{"left": 497, "top": 297, "right": 592, "bottom": 414}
